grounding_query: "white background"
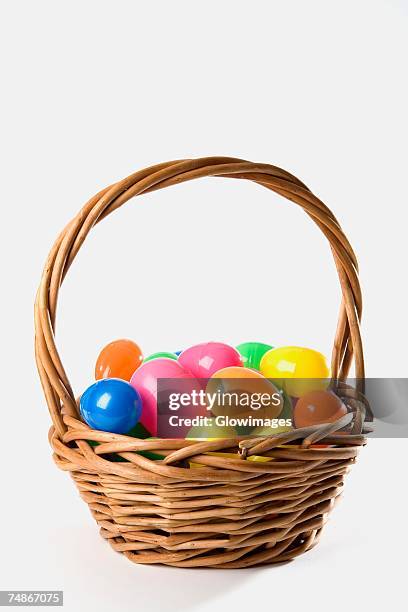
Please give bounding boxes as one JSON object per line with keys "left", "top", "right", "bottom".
{"left": 1, "top": 1, "right": 407, "bottom": 610}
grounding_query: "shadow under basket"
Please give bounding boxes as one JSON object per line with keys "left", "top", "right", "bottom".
{"left": 35, "top": 157, "right": 368, "bottom": 568}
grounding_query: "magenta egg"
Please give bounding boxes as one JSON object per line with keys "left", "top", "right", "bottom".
{"left": 130, "top": 358, "right": 199, "bottom": 436}
{"left": 178, "top": 342, "right": 243, "bottom": 379}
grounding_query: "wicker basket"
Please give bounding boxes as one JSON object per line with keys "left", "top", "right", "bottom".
{"left": 35, "top": 157, "right": 367, "bottom": 568}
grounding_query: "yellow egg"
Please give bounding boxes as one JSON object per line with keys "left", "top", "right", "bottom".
{"left": 189, "top": 451, "right": 272, "bottom": 468}
{"left": 186, "top": 424, "right": 237, "bottom": 441}
{"left": 251, "top": 424, "right": 293, "bottom": 436}
{"left": 260, "top": 346, "right": 330, "bottom": 397}
{"left": 247, "top": 455, "right": 272, "bottom": 462}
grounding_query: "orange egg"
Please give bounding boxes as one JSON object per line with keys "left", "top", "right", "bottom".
{"left": 95, "top": 339, "right": 143, "bottom": 381}
{"left": 211, "top": 366, "right": 261, "bottom": 379}
{"left": 293, "top": 390, "right": 347, "bottom": 428}
{"left": 206, "top": 366, "right": 283, "bottom": 419}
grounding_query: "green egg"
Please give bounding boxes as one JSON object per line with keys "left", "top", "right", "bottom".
{"left": 236, "top": 342, "right": 274, "bottom": 371}
{"left": 127, "top": 422, "right": 151, "bottom": 438}
{"left": 235, "top": 424, "right": 254, "bottom": 437}
{"left": 143, "top": 351, "right": 178, "bottom": 363}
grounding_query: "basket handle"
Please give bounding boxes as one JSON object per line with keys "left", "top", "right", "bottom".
{"left": 35, "top": 157, "right": 364, "bottom": 436}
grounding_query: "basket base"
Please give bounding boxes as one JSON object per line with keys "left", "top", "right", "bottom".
{"left": 101, "top": 525, "right": 324, "bottom": 568}
{"left": 72, "top": 458, "right": 351, "bottom": 568}
{"left": 52, "top": 415, "right": 363, "bottom": 569}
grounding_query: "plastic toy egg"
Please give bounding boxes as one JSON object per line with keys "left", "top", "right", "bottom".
{"left": 293, "top": 390, "right": 347, "bottom": 428}
{"left": 260, "top": 346, "right": 330, "bottom": 397}
{"left": 143, "top": 351, "right": 178, "bottom": 363}
{"left": 236, "top": 342, "right": 274, "bottom": 371}
{"left": 179, "top": 342, "right": 242, "bottom": 379}
{"left": 276, "top": 387, "right": 295, "bottom": 421}
{"left": 206, "top": 366, "right": 283, "bottom": 420}
{"left": 247, "top": 455, "right": 273, "bottom": 463}
{"left": 186, "top": 423, "right": 236, "bottom": 440}
{"left": 189, "top": 451, "right": 272, "bottom": 469}
{"left": 130, "top": 358, "right": 199, "bottom": 436}
{"left": 127, "top": 422, "right": 151, "bottom": 438}
{"left": 251, "top": 424, "right": 293, "bottom": 436}
{"left": 95, "top": 339, "right": 143, "bottom": 381}
{"left": 80, "top": 378, "right": 142, "bottom": 434}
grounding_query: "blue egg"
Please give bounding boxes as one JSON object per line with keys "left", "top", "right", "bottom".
{"left": 174, "top": 351, "right": 182, "bottom": 356}
{"left": 80, "top": 378, "right": 142, "bottom": 434}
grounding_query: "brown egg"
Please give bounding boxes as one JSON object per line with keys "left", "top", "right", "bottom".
{"left": 293, "top": 390, "right": 347, "bottom": 428}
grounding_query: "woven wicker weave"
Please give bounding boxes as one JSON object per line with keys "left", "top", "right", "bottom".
{"left": 35, "top": 157, "right": 367, "bottom": 568}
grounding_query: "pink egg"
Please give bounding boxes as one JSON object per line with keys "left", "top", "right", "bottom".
{"left": 179, "top": 342, "right": 243, "bottom": 379}
{"left": 130, "top": 358, "right": 200, "bottom": 436}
